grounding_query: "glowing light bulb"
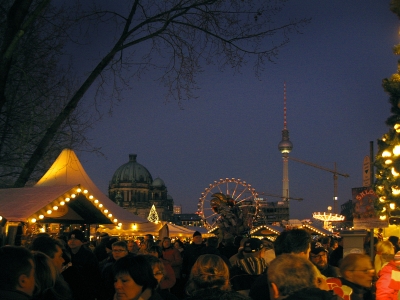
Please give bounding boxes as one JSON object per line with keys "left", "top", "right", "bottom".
{"left": 390, "top": 203, "right": 396, "bottom": 210}
{"left": 53, "top": 206, "right": 58, "bottom": 210}
{"left": 89, "top": 195, "right": 93, "bottom": 199}
{"left": 71, "top": 194, "right": 76, "bottom": 198}
{"left": 65, "top": 197, "right": 70, "bottom": 202}
{"left": 77, "top": 188, "right": 82, "bottom": 193}
{"left": 393, "top": 186, "right": 400, "bottom": 195}
{"left": 113, "top": 219, "right": 118, "bottom": 223}
{"left": 47, "top": 210, "right": 52, "bottom": 214}
{"left": 385, "top": 159, "right": 393, "bottom": 165}
{"left": 94, "top": 199, "right": 99, "bottom": 203}
{"left": 83, "top": 190, "right": 88, "bottom": 194}
{"left": 31, "top": 218, "right": 36, "bottom": 223}
{"left": 99, "top": 204, "right": 103, "bottom": 208}
{"left": 380, "top": 215, "right": 387, "bottom": 220}
{"left": 108, "top": 213, "right": 112, "bottom": 217}
{"left": 39, "top": 215, "right": 44, "bottom": 219}
{"left": 394, "top": 145, "right": 400, "bottom": 156}
{"left": 383, "top": 150, "right": 392, "bottom": 157}
{"left": 60, "top": 201, "right": 65, "bottom": 206}
{"left": 104, "top": 209, "right": 108, "bottom": 213}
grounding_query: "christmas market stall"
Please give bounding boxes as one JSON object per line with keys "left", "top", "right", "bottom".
{"left": 250, "top": 224, "right": 284, "bottom": 240}
{"left": 0, "top": 148, "right": 159, "bottom": 245}
{"left": 302, "top": 223, "right": 334, "bottom": 237}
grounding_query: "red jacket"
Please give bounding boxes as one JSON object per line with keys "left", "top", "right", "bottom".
{"left": 162, "top": 247, "right": 183, "bottom": 278}
{"left": 376, "top": 261, "right": 400, "bottom": 300}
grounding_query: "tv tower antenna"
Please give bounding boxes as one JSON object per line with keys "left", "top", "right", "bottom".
{"left": 278, "top": 82, "right": 293, "bottom": 208}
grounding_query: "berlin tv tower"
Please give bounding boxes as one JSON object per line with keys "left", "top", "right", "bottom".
{"left": 278, "top": 82, "right": 293, "bottom": 208}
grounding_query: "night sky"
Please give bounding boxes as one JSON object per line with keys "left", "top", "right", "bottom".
{"left": 73, "top": 1, "right": 399, "bottom": 221}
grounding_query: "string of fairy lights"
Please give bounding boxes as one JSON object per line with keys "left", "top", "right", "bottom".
{"left": 374, "top": 124, "right": 400, "bottom": 220}
{"left": 25, "top": 185, "right": 123, "bottom": 227}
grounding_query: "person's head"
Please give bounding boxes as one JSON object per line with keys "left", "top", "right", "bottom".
{"left": 192, "top": 231, "right": 203, "bottom": 244}
{"left": 142, "top": 255, "right": 165, "bottom": 285}
{"left": 144, "top": 234, "right": 154, "bottom": 241}
{"left": 267, "top": 253, "right": 320, "bottom": 299}
{"left": 340, "top": 253, "right": 374, "bottom": 288}
{"left": 243, "top": 238, "right": 264, "bottom": 258}
{"left": 113, "top": 255, "right": 158, "bottom": 299}
{"left": 99, "top": 232, "right": 110, "bottom": 243}
{"left": 112, "top": 241, "right": 129, "bottom": 261}
{"left": 0, "top": 246, "right": 35, "bottom": 296}
{"left": 389, "top": 236, "right": 399, "bottom": 248}
{"left": 127, "top": 240, "right": 138, "bottom": 253}
{"left": 174, "top": 240, "right": 183, "bottom": 249}
{"left": 274, "top": 228, "right": 311, "bottom": 257}
{"left": 320, "top": 237, "right": 331, "bottom": 249}
{"left": 162, "top": 237, "right": 171, "bottom": 249}
{"left": 206, "top": 237, "right": 219, "bottom": 249}
{"left": 106, "top": 237, "right": 119, "bottom": 253}
{"left": 187, "top": 254, "right": 230, "bottom": 294}
{"left": 67, "top": 229, "right": 85, "bottom": 251}
{"left": 32, "top": 251, "right": 58, "bottom": 297}
{"left": 30, "top": 235, "right": 65, "bottom": 273}
{"left": 141, "top": 239, "right": 155, "bottom": 251}
{"left": 330, "top": 239, "right": 339, "bottom": 249}
{"left": 376, "top": 240, "right": 395, "bottom": 263}
{"left": 149, "top": 245, "right": 163, "bottom": 258}
{"left": 309, "top": 241, "right": 328, "bottom": 270}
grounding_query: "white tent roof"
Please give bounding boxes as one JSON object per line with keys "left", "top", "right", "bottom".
{"left": 34, "top": 149, "right": 156, "bottom": 225}
{"left": 43, "top": 149, "right": 159, "bottom": 231}
{"left": 0, "top": 185, "right": 77, "bottom": 221}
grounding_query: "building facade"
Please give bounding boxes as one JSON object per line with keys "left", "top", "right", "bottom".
{"left": 108, "top": 154, "right": 174, "bottom": 221}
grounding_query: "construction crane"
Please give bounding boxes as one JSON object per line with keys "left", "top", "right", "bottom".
{"left": 288, "top": 156, "right": 349, "bottom": 213}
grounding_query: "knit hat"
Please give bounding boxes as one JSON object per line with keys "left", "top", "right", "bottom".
{"left": 68, "top": 229, "right": 85, "bottom": 242}
{"left": 243, "top": 238, "right": 264, "bottom": 253}
{"left": 311, "top": 241, "right": 328, "bottom": 255}
{"left": 193, "top": 231, "right": 202, "bottom": 237}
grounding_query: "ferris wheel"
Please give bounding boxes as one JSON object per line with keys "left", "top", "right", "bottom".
{"left": 197, "top": 178, "right": 259, "bottom": 230}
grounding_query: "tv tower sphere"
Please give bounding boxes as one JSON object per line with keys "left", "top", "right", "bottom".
{"left": 278, "top": 129, "right": 293, "bottom": 154}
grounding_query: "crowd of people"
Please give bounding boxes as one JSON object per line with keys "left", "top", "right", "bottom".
{"left": 1, "top": 228, "right": 399, "bottom": 300}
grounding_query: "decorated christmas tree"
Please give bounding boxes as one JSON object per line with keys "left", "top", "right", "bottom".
{"left": 374, "top": 0, "right": 400, "bottom": 220}
{"left": 147, "top": 204, "right": 159, "bottom": 223}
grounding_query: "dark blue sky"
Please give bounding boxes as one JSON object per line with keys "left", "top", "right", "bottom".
{"left": 75, "top": 1, "right": 399, "bottom": 221}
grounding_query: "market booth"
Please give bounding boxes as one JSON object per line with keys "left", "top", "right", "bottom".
{"left": 0, "top": 149, "right": 159, "bottom": 245}
{"left": 250, "top": 224, "right": 283, "bottom": 241}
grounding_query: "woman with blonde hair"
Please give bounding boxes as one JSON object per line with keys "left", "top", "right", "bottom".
{"left": 375, "top": 240, "right": 395, "bottom": 274}
{"left": 185, "top": 254, "right": 249, "bottom": 299}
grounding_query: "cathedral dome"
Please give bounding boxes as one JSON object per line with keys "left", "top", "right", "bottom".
{"left": 111, "top": 154, "right": 153, "bottom": 184}
{"left": 152, "top": 177, "right": 165, "bottom": 187}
